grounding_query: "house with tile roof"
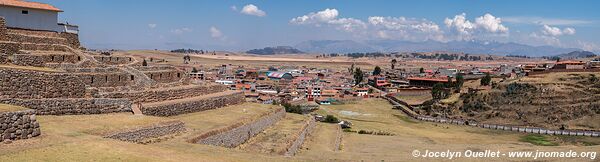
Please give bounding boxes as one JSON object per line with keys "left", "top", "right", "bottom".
{"left": 0, "top": 0, "right": 78, "bottom": 33}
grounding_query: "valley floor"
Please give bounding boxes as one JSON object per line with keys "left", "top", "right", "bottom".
{"left": 0, "top": 100, "right": 598, "bottom": 162}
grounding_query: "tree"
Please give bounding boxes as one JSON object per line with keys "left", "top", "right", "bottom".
{"left": 142, "top": 59, "right": 148, "bottom": 66}
{"left": 373, "top": 66, "right": 382, "bottom": 75}
{"left": 481, "top": 73, "right": 492, "bottom": 86}
{"left": 391, "top": 59, "right": 397, "bottom": 69}
{"left": 348, "top": 63, "right": 355, "bottom": 73}
{"left": 455, "top": 74, "right": 464, "bottom": 90}
{"left": 419, "top": 67, "right": 425, "bottom": 73}
{"left": 191, "top": 67, "right": 198, "bottom": 73}
{"left": 431, "top": 83, "right": 448, "bottom": 100}
{"left": 446, "top": 77, "right": 453, "bottom": 88}
{"left": 353, "top": 68, "right": 364, "bottom": 86}
{"left": 324, "top": 115, "right": 340, "bottom": 123}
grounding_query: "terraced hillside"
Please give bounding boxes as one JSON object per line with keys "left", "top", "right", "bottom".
{"left": 422, "top": 72, "right": 600, "bottom": 130}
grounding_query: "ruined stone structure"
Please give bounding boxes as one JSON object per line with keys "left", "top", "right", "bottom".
{"left": 192, "top": 108, "right": 286, "bottom": 148}
{"left": 284, "top": 117, "right": 316, "bottom": 156}
{"left": 0, "top": 68, "right": 87, "bottom": 99}
{"left": 1, "top": 98, "right": 131, "bottom": 115}
{"left": 0, "top": 110, "right": 41, "bottom": 142}
{"left": 12, "top": 53, "right": 80, "bottom": 66}
{"left": 104, "top": 121, "right": 186, "bottom": 144}
{"left": 99, "top": 84, "right": 228, "bottom": 103}
{"left": 141, "top": 91, "right": 244, "bottom": 117}
{"left": 94, "top": 56, "right": 133, "bottom": 65}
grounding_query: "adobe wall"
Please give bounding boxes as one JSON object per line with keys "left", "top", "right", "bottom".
{"left": 94, "top": 56, "right": 134, "bottom": 65}
{"left": 12, "top": 54, "right": 80, "bottom": 67}
{"left": 193, "top": 108, "right": 286, "bottom": 148}
{"left": 0, "top": 110, "right": 41, "bottom": 142}
{"left": 99, "top": 84, "right": 228, "bottom": 103}
{"left": 104, "top": 121, "right": 186, "bottom": 144}
{"left": 141, "top": 91, "right": 244, "bottom": 116}
{"left": 0, "top": 68, "right": 87, "bottom": 99}
{"left": 0, "top": 98, "right": 132, "bottom": 115}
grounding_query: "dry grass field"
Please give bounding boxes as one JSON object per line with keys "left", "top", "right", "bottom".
{"left": 298, "top": 99, "right": 600, "bottom": 161}
{"left": 1, "top": 99, "right": 598, "bottom": 161}
{"left": 0, "top": 104, "right": 28, "bottom": 112}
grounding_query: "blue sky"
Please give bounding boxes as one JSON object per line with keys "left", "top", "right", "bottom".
{"left": 39, "top": 0, "right": 600, "bottom": 52}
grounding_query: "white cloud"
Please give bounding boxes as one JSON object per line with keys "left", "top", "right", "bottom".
{"left": 290, "top": 8, "right": 366, "bottom": 32}
{"left": 240, "top": 4, "right": 266, "bottom": 17}
{"left": 210, "top": 26, "right": 225, "bottom": 40}
{"left": 231, "top": 5, "right": 237, "bottom": 11}
{"left": 171, "top": 27, "right": 192, "bottom": 35}
{"left": 368, "top": 16, "right": 444, "bottom": 41}
{"left": 444, "top": 13, "right": 508, "bottom": 40}
{"left": 529, "top": 32, "right": 561, "bottom": 46}
{"left": 577, "top": 41, "right": 600, "bottom": 52}
{"left": 475, "top": 13, "right": 509, "bottom": 33}
{"left": 541, "top": 25, "right": 576, "bottom": 36}
{"left": 503, "top": 16, "right": 592, "bottom": 26}
{"left": 148, "top": 24, "right": 157, "bottom": 29}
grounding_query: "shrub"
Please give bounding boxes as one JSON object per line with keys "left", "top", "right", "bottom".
{"left": 324, "top": 115, "right": 340, "bottom": 123}
{"left": 282, "top": 102, "right": 303, "bottom": 114}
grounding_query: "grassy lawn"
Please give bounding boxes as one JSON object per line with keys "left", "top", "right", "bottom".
{"left": 520, "top": 134, "right": 559, "bottom": 146}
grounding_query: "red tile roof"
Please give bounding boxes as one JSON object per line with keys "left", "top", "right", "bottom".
{"left": 407, "top": 77, "right": 449, "bottom": 82}
{"left": 0, "top": 0, "right": 62, "bottom": 12}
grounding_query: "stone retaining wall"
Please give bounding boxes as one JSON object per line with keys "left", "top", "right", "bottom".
{"left": 284, "top": 117, "right": 316, "bottom": 156}
{"left": 94, "top": 56, "right": 133, "bottom": 65}
{"left": 0, "top": 17, "right": 7, "bottom": 41}
{"left": 7, "top": 28, "right": 79, "bottom": 49}
{"left": 0, "top": 110, "right": 41, "bottom": 142}
{"left": 12, "top": 54, "right": 79, "bottom": 67}
{"left": 141, "top": 91, "right": 244, "bottom": 116}
{"left": 0, "top": 68, "right": 87, "bottom": 99}
{"left": 104, "top": 121, "right": 186, "bottom": 144}
{"left": 192, "top": 108, "right": 286, "bottom": 148}
{"left": 385, "top": 96, "right": 600, "bottom": 137}
{"left": 76, "top": 72, "right": 135, "bottom": 87}
{"left": 100, "top": 84, "right": 227, "bottom": 103}
{"left": 144, "top": 71, "right": 183, "bottom": 83}
{"left": 0, "top": 53, "right": 7, "bottom": 64}
{"left": 0, "top": 98, "right": 131, "bottom": 115}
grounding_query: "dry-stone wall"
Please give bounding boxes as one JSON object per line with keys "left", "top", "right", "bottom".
{"left": 144, "top": 71, "right": 183, "bottom": 83}
{"left": 193, "top": 108, "right": 286, "bottom": 148}
{"left": 7, "top": 29, "right": 79, "bottom": 49}
{"left": 12, "top": 54, "right": 79, "bottom": 67}
{"left": 94, "top": 56, "right": 133, "bottom": 65}
{"left": 0, "top": 53, "right": 7, "bottom": 64}
{"left": 0, "top": 98, "right": 131, "bottom": 115}
{"left": 104, "top": 121, "right": 185, "bottom": 144}
{"left": 284, "top": 117, "right": 316, "bottom": 156}
{"left": 100, "top": 84, "right": 227, "bottom": 103}
{"left": 0, "top": 110, "right": 41, "bottom": 142}
{"left": 0, "top": 68, "right": 86, "bottom": 99}
{"left": 141, "top": 91, "right": 244, "bottom": 116}
{"left": 0, "top": 17, "right": 7, "bottom": 41}
{"left": 76, "top": 72, "right": 135, "bottom": 87}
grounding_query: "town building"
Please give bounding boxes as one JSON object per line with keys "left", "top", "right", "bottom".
{"left": 553, "top": 61, "right": 586, "bottom": 70}
{"left": 0, "top": 0, "right": 78, "bottom": 33}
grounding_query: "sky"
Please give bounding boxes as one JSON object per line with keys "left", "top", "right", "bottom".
{"left": 38, "top": 0, "right": 600, "bottom": 52}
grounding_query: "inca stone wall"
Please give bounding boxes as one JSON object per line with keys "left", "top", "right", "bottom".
{"left": 99, "top": 84, "right": 227, "bottom": 103}
{"left": 94, "top": 56, "right": 133, "bottom": 65}
{"left": 0, "top": 53, "right": 7, "bottom": 64}
{"left": 0, "top": 68, "right": 87, "bottom": 99}
{"left": 104, "top": 121, "right": 185, "bottom": 144}
{"left": 12, "top": 54, "right": 79, "bottom": 67}
{"left": 141, "top": 91, "right": 244, "bottom": 116}
{"left": 193, "top": 108, "right": 286, "bottom": 148}
{"left": 76, "top": 72, "right": 135, "bottom": 87}
{"left": 7, "top": 28, "right": 80, "bottom": 49}
{"left": 284, "top": 117, "right": 316, "bottom": 156}
{"left": 0, "top": 17, "right": 7, "bottom": 41}
{"left": 0, "top": 110, "right": 41, "bottom": 142}
{"left": 144, "top": 71, "right": 183, "bottom": 83}
{"left": 0, "top": 98, "right": 131, "bottom": 115}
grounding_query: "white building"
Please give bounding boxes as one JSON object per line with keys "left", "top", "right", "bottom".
{"left": 0, "top": 0, "right": 78, "bottom": 33}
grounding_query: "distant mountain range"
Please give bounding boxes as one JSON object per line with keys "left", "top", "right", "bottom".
{"left": 554, "top": 51, "right": 597, "bottom": 59}
{"left": 246, "top": 46, "right": 304, "bottom": 55}
{"left": 293, "top": 40, "right": 584, "bottom": 57}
